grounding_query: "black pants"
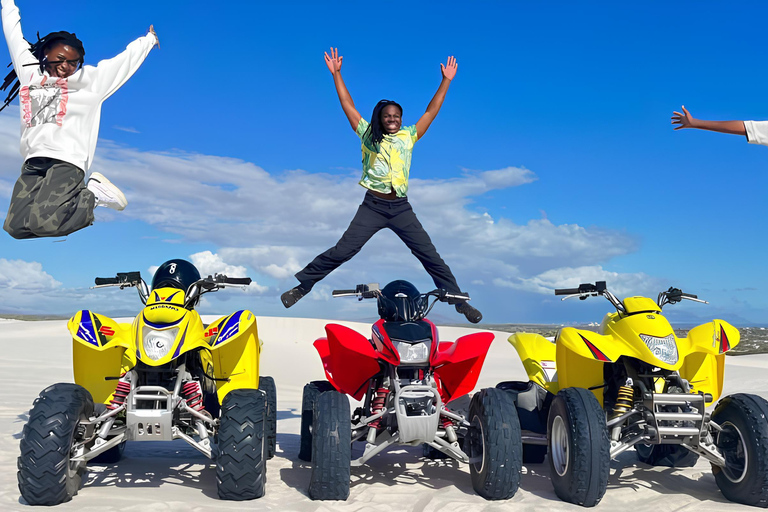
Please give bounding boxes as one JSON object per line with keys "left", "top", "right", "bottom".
{"left": 295, "top": 191, "right": 461, "bottom": 293}
{"left": 4, "top": 157, "right": 95, "bottom": 239}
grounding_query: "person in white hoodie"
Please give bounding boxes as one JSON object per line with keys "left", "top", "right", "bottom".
{"left": 0, "top": 0, "right": 157, "bottom": 239}
{"left": 671, "top": 105, "right": 768, "bottom": 146}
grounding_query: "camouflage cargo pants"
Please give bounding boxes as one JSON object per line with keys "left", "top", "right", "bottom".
{"left": 3, "top": 157, "right": 95, "bottom": 239}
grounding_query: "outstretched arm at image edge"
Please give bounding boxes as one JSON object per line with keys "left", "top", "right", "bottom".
{"left": 415, "top": 56, "right": 457, "bottom": 140}
{"left": 1, "top": 0, "right": 37, "bottom": 73}
{"left": 325, "top": 48, "right": 361, "bottom": 131}
{"left": 93, "top": 28, "right": 158, "bottom": 101}
{"left": 672, "top": 105, "right": 747, "bottom": 136}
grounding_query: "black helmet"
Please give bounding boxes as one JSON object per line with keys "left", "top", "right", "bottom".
{"left": 378, "top": 280, "right": 423, "bottom": 321}
{"left": 151, "top": 259, "right": 201, "bottom": 292}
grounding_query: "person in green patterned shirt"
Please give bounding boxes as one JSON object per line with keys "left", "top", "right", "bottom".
{"left": 281, "top": 48, "right": 482, "bottom": 323}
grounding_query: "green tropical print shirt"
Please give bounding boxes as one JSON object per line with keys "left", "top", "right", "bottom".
{"left": 356, "top": 118, "right": 418, "bottom": 197}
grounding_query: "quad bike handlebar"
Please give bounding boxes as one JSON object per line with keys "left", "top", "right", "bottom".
{"left": 332, "top": 283, "right": 471, "bottom": 321}
{"left": 92, "top": 271, "right": 252, "bottom": 308}
{"left": 554, "top": 281, "right": 707, "bottom": 312}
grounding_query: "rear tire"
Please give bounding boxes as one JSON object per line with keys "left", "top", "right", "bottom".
{"left": 17, "top": 383, "right": 94, "bottom": 506}
{"left": 547, "top": 387, "right": 609, "bottom": 507}
{"left": 711, "top": 393, "right": 768, "bottom": 507}
{"left": 467, "top": 388, "right": 522, "bottom": 500}
{"left": 309, "top": 390, "right": 351, "bottom": 500}
{"left": 299, "top": 380, "right": 334, "bottom": 462}
{"left": 216, "top": 389, "right": 266, "bottom": 500}
{"left": 259, "top": 376, "right": 277, "bottom": 459}
{"left": 91, "top": 441, "right": 126, "bottom": 464}
{"left": 635, "top": 443, "right": 698, "bottom": 467}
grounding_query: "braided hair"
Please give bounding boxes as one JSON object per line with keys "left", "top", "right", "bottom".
{"left": 0, "top": 31, "right": 85, "bottom": 113}
{"left": 363, "top": 99, "right": 403, "bottom": 150}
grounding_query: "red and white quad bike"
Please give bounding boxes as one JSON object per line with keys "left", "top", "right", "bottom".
{"left": 299, "top": 280, "right": 522, "bottom": 501}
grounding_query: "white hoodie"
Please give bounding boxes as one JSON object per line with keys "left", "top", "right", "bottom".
{"left": 1, "top": 0, "right": 156, "bottom": 171}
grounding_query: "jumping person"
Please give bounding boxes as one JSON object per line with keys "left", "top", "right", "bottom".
{"left": 671, "top": 105, "right": 768, "bottom": 145}
{"left": 0, "top": 0, "right": 158, "bottom": 239}
{"left": 281, "top": 48, "right": 483, "bottom": 323}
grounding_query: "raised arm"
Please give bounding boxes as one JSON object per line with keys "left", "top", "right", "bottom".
{"left": 415, "top": 56, "right": 457, "bottom": 140}
{"left": 92, "top": 25, "right": 158, "bottom": 100}
{"left": 671, "top": 106, "right": 746, "bottom": 136}
{"left": 325, "top": 47, "right": 361, "bottom": 130}
{"left": 1, "top": 0, "right": 37, "bottom": 72}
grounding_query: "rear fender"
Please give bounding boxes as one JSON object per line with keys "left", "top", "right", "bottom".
{"left": 508, "top": 333, "right": 559, "bottom": 393}
{"left": 207, "top": 310, "right": 261, "bottom": 403}
{"left": 432, "top": 331, "right": 493, "bottom": 404}
{"left": 317, "top": 323, "right": 380, "bottom": 400}
{"left": 68, "top": 310, "right": 132, "bottom": 404}
{"left": 556, "top": 327, "right": 617, "bottom": 405}
{"left": 679, "top": 320, "right": 740, "bottom": 404}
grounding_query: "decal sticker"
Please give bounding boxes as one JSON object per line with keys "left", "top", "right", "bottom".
{"left": 99, "top": 326, "right": 115, "bottom": 336}
{"left": 172, "top": 325, "right": 187, "bottom": 359}
{"left": 169, "top": 263, "right": 177, "bottom": 274}
{"left": 579, "top": 333, "right": 610, "bottom": 362}
{"left": 204, "top": 326, "right": 219, "bottom": 338}
{"left": 719, "top": 325, "right": 730, "bottom": 353}
{"left": 77, "top": 310, "right": 99, "bottom": 347}
{"left": 215, "top": 311, "right": 244, "bottom": 346}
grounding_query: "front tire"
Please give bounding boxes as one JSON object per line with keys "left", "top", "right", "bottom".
{"left": 299, "top": 380, "right": 334, "bottom": 462}
{"left": 259, "top": 376, "right": 277, "bottom": 459}
{"left": 467, "top": 388, "right": 522, "bottom": 500}
{"left": 711, "top": 393, "right": 768, "bottom": 507}
{"left": 547, "top": 387, "right": 609, "bottom": 507}
{"left": 309, "top": 389, "right": 351, "bottom": 500}
{"left": 17, "top": 383, "right": 94, "bottom": 506}
{"left": 216, "top": 389, "right": 266, "bottom": 500}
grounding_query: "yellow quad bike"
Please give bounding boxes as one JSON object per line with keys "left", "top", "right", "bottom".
{"left": 499, "top": 281, "right": 768, "bottom": 508}
{"left": 17, "top": 262, "right": 277, "bottom": 506}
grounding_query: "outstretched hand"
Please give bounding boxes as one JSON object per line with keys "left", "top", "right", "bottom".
{"left": 441, "top": 56, "right": 457, "bottom": 81}
{"left": 324, "top": 47, "right": 343, "bottom": 74}
{"left": 149, "top": 25, "right": 159, "bottom": 48}
{"left": 671, "top": 105, "right": 695, "bottom": 130}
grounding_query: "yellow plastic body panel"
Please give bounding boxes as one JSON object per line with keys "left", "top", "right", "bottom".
{"left": 622, "top": 296, "right": 661, "bottom": 314}
{"left": 143, "top": 286, "right": 188, "bottom": 324}
{"left": 677, "top": 320, "right": 740, "bottom": 403}
{"left": 68, "top": 310, "right": 133, "bottom": 404}
{"left": 132, "top": 305, "right": 206, "bottom": 367}
{"left": 205, "top": 310, "right": 261, "bottom": 403}
{"left": 507, "top": 333, "right": 559, "bottom": 393}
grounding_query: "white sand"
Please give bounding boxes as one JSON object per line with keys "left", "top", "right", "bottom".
{"left": 1, "top": 316, "right": 767, "bottom": 511}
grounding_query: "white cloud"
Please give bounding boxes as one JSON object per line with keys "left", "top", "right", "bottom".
{"left": 189, "top": 251, "right": 269, "bottom": 294}
{"left": 0, "top": 258, "right": 61, "bottom": 292}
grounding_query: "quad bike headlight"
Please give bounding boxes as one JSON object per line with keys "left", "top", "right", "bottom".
{"left": 639, "top": 333, "right": 678, "bottom": 365}
{"left": 142, "top": 327, "right": 179, "bottom": 360}
{"left": 393, "top": 340, "right": 430, "bottom": 364}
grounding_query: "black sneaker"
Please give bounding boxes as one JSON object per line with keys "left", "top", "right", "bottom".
{"left": 456, "top": 302, "right": 482, "bottom": 324}
{"left": 281, "top": 286, "right": 308, "bottom": 308}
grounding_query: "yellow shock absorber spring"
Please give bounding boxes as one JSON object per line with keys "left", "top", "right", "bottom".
{"left": 612, "top": 385, "right": 634, "bottom": 417}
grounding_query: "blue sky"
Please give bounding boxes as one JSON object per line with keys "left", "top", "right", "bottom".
{"left": 0, "top": 0, "right": 767, "bottom": 325}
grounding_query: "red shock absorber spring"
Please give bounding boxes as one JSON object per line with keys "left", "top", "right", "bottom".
{"left": 368, "top": 388, "right": 389, "bottom": 429}
{"left": 182, "top": 381, "right": 204, "bottom": 412}
{"left": 107, "top": 381, "right": 131, "bottom": 410}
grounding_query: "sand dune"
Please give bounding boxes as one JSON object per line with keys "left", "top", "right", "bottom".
{"left": 1, "top": 316, "right": 766, "bottom": 511}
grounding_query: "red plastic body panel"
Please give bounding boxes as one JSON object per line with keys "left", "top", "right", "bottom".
{"left": 432, "top": 332, "right": 494, "bottom": 404}
{"left": 314, "top": 324, "right": 381, "bottom": 401}
{"left": 371, "top": 319, "right": 400, "bottom": 366}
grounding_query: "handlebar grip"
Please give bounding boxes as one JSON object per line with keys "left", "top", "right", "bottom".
{"left": 223, "top": 277, "right": 252, "bottom": 285}
{"left": 95, "top": 277, "right": 120, "bottom": 285}
{"left": 554, "top": 288, "right": 580, "bottom": 295}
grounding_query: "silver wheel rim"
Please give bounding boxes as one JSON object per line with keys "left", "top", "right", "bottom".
{"left": 551, "top": 415, "right": 569, "bottom": 477}
{"left": 470, "top": 415, "right": 486, "bottom": 474}
{"left": 719, "top": 421, "right": 748, "bottom": 483}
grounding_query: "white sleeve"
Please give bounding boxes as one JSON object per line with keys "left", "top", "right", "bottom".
{"left": 1, "top": 0, "right": 37, "bottom": 74}
{"left": 744, "top": 121, "right": 768, "bottom": 147}
{"left": 91, "top": 32, "right": 156, "bottom": 100}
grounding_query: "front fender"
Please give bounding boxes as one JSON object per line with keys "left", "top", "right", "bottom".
{"left": 678, "top": 320, "right": 740, "bottom": 404}
{"left": 433, "top": 331, "right": 493, "bottom": 403}
{"left": 206, "top": 310, "right": 261, "bottom": 403}
{"left": 556, "top": 327, "right": 617, "bottom": 405}
{"left": 69, "top": 310, "right": 132, "bottom": 404}
{"left": 508, "top": 333, "right": 558, "bottom": 393}
{"left": 317, "top": 324, "right": 380, "bottom": 401}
